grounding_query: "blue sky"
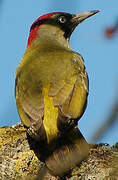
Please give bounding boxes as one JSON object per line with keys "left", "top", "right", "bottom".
{"left": 0, "top": 0, "right": 118, "bottom": 145}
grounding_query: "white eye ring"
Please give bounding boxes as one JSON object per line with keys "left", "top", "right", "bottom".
{"left": 58, "top": 16, "right": 66, "bottom": 23}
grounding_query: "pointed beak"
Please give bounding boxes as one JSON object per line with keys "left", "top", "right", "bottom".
{"left": 72, "top": 10, "right": 99, "bottom": 24}
{"left": 64, "top": 10, "right": 99, "bottom": 39}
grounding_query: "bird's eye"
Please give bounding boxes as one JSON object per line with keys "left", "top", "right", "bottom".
{"left": 58, "top": 16, "right": 67, "bottom": 23}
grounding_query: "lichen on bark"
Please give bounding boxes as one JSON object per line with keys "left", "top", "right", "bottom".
{"left": 0, "top": 123, "right": 118, "bottom": 180}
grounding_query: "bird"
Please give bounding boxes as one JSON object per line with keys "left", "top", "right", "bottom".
{"left": 15, "top": 10, "right": 99, "bottom": 177}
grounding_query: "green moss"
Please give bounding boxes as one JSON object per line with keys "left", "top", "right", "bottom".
{"left": 0, "top": 124, "right": 26, "bottom": 151}
{"left": 14, "top": 150, "right": 39, "bottom": 179}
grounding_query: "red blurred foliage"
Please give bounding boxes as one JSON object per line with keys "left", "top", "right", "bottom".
{"left": 105, "top": 27, "right": 116, "bottom": 38}
{"left": 105, "top": 20, "right": 118, "bottom": 39}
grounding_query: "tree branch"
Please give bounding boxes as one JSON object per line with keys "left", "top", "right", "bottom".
{"left": 0, "top": 123, "right": 118, "bottom": 179}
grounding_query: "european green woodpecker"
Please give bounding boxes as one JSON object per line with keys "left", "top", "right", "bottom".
{"left": 15, "top": 10, "right": 99, "bottom": 177}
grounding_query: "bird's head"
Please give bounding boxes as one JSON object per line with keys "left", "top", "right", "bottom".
{"left": 27, "top": 11, "right": 99, "bottom": 48}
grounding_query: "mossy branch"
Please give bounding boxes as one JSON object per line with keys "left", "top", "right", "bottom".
{"left": 0, "top": 123, "right": 118, "bottom": 180}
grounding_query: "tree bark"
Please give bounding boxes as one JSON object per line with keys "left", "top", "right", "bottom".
{"left": 0, "top": 123, "right": 118, "bottom": 180}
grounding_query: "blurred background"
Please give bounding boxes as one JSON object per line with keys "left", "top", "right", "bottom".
{"left": 0, "top": 0, "right": 118, "bottom": 145}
